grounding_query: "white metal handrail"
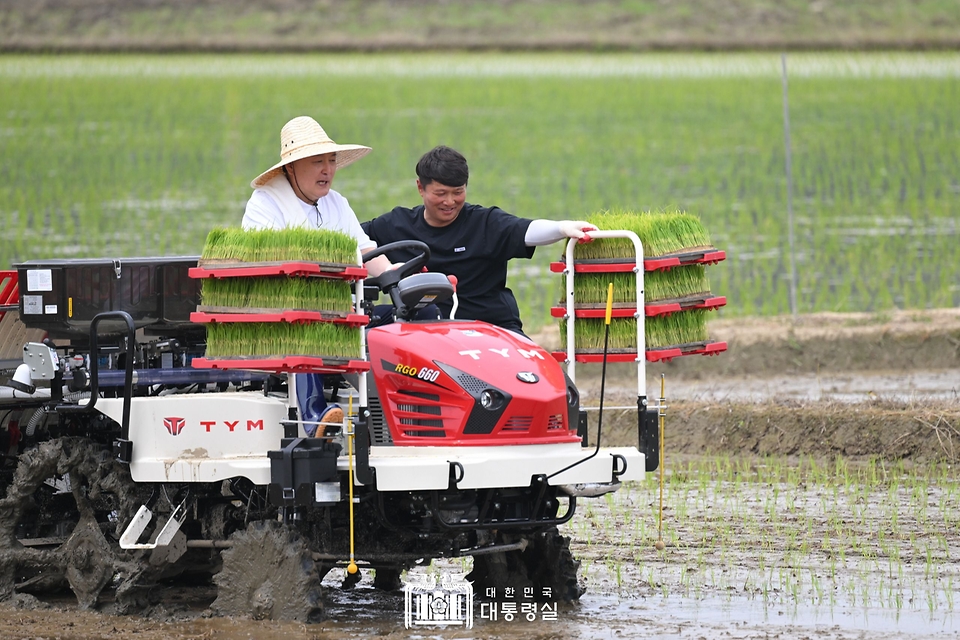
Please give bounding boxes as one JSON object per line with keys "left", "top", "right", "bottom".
{"left": 561, "top": 230, "right": 645, "bottom": 400}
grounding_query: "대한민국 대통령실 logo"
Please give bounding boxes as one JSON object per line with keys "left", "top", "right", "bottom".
{"left": 403, "top": 572, "right": 473, "bottom": 629}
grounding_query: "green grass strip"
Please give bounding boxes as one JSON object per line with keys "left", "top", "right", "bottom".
{"left": 570, "top": 265, "right": 711, "bottom": 304}
{"left": 201, "top": 226, "right": 358, "bottom": 264}
{"left": 560, "top": 309, "right": 709, "bottom": 350}
{"left": 576, "top": 208, "right": 712, "bottom": 260}
{"left": 205, "top": 322, "right": 360, "bottom": 358}
{"left": 201, "top": 277, "right": 353, "bottom": 313}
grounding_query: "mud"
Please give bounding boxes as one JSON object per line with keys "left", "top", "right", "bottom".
{"left": 212, "top": 521, "right": 324, "bottom": 622}
{"left": 536, "top": 308, "right": 960, "bottom": 380}
{"left": 0, "top": 311, "right": 958, "bottom": 638}
{"left": 560, "top": 308, "right": 960, "bottom": 464}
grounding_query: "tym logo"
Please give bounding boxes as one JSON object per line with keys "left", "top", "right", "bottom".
{"left": 162, "top": 418, "right": 265, "bottom": 434}
{"left": 200, "top": 419, "right": 266, "bottom": 433}
{"left": 163, "top": 417, "right": 186, "bottom": 436}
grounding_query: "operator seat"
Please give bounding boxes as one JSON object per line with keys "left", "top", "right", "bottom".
{"left": 395, "top": 272, "right": 455, "bottom": 319}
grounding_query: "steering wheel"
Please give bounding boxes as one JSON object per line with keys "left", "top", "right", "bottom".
{"left": 363, "top": 240, "right": 431, "bottom": 292}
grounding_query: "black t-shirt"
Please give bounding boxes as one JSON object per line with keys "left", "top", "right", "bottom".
{"left": 362, "top": 203, "right": 535, "bottom": 331}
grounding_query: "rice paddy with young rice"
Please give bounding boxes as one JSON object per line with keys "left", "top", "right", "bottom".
{"left": 1, "top": 53, "right": 958, "bottom": 636}
{"left": 575, "top": 455, "right": 960, "bottom": 618}
{"left": 1, "top": 53, "right": 958, "bottom": 331}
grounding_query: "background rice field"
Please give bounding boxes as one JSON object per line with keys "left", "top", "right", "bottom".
{"left": 2, "top": 53, "right": 958, "bottom": 330}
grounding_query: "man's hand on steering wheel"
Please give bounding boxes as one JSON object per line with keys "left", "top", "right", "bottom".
{"left": 362, "top": 240, "right": 431, "bottom": 293}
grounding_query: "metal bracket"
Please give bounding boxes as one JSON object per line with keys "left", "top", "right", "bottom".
{"left": 119, "top": 498, "right": 188, "bottom": 550}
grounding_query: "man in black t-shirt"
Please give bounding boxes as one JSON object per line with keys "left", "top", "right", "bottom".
{"left": 362, "top": 146, "right": 596, "bottom": 335}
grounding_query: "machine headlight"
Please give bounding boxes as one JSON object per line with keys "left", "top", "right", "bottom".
{"left": 480, "top": 389, "right": 503, "bottom": 411}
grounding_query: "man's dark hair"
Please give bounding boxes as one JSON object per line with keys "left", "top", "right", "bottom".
{"left": 415, "top": 145, "right": 469, "bottom": 187}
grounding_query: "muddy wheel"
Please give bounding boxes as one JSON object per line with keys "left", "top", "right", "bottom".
{"left": 212, "top": 520, "right": 324, "bottom": 622}
{"left": 0, "top": 437, "right": 147, "bottom": 609}
{"left": 62, "top": 516, "right": 116, "bottom": 608}
{"left": 467, "top": 526, "right": 584, "bottom": 602}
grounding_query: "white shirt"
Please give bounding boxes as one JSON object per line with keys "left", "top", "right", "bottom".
{"left": 242, "top": 177, "right": 375, "bottom": 251}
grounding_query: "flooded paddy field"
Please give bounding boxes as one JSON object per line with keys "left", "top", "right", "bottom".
{"left": 2, "top": 448, "right": 957, "bottom": 639}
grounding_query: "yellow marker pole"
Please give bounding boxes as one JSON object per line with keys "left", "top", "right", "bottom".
{"left": 346, "top": 394, "right": 358, "bottom": 576}
{"left": 549, "top": 282, "right": 614, "bottom": 480}
{"left": 605, "top": 282, "right": 614, "bottom": 325}
{"left": 594, "top": 282, "right": 613, "bottom": 454}
{"left": 656, "top": 373, "right": 666, "bottom": 551}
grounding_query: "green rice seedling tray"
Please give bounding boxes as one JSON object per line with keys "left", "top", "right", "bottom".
{"left": 191, "top": 310, "right": 369, "bottom": 326}
{"left": 551, "top": 294, "right": 726, "bottom": 319}
{"left": 190, "top": 262, "right": 366, "bottom": 281}
{"left": 202, "top": 321, "right": 362, "bottom": 363}
{"left": 200, "top": 226, "right": 359, "bottom": 265}
{"left": 192, "top": 355, "right": 370, "bottom": 375}
{"left": 550, "top": 248, "right": 725, "bottom": 274}
{"left": 551, "top": 341, "right": 727, "bottom": 364}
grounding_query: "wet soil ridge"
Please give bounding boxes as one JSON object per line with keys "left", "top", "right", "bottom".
{"left": 601, "top": 399, "right": 960, "bottom": 463}
{"left": 2, "top": 0, "right": 960, "bottom": 52}
{"left": 558, "top": 309, "right": 960, "bottom": 462}
{"left": 668, "top": 309, "right": 960, "bottom": 378}
{"left": 539, "top": 309, "right": 960, "bottom": 380}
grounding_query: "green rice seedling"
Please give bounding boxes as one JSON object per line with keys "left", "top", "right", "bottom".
{"left": 200, "top": 227, "right": 246, "bottom": 262}
{"left": 200, "top": 227, "right": 358, "bottom": 265}
{"left": 562, "top": 209, "right": 716, "bottom": 325}
{"left": 576, "top": 208, "right": 713, "bottom": 261}
{"left": 205, "top": 321, "right": 359, "bottom": 358}
{"left": 203, "top": 323, "right": 245, "bottom": 357}
{"left": 199, "top": 278, "right": 245, "bottom": 308}
{"left": 560, "top": 309, "right": 709, "bottom": 350}
{"left": 6, "top": 55, "right": 960, "bottom": 331}
{"left": 248, "top": 277, "right": 352, "bottom": 313}
{"left": 201, "top": 277, "right": 353, "bottom": 314}
{"left": 559, "top": 317, "right": 638, "bottom": 351}
{"left": 569, "top": 266, "right": 711, "bottom": 305}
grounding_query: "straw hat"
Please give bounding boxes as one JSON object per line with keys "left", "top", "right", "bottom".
{"left": 251, "top": 116, "right": 372, "bottom": 188}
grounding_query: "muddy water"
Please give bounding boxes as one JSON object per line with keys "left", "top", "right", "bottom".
{"left": 581, "top": 369, "right": 960, "bottom": 405}
{"left": 4, "top": 461, "right": 958, "bottom": 640}
{"left": 316, "top": 588, "right": 958, "bottom": 639}
{"left": 6, "top": 583, "right": 948, "bottom": 639}
{"left": 7, "top": 587, "right": 947, "bottom": 639}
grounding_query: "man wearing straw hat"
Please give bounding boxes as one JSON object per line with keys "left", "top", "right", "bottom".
{"left": 242, "top": 116, "right": 393, "bottom": 435}
{"left": 363, "top": 145, "right": 596, "bottom": 336}
{"left": 243, "top": 115, "right": 394, "bottom": 277}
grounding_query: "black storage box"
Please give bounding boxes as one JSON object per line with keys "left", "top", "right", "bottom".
{"left": 268, "top": 438, "right": 343, "bottom": 506}
{"left": 15, "top": 256, "right": 202, "bottom": 339}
